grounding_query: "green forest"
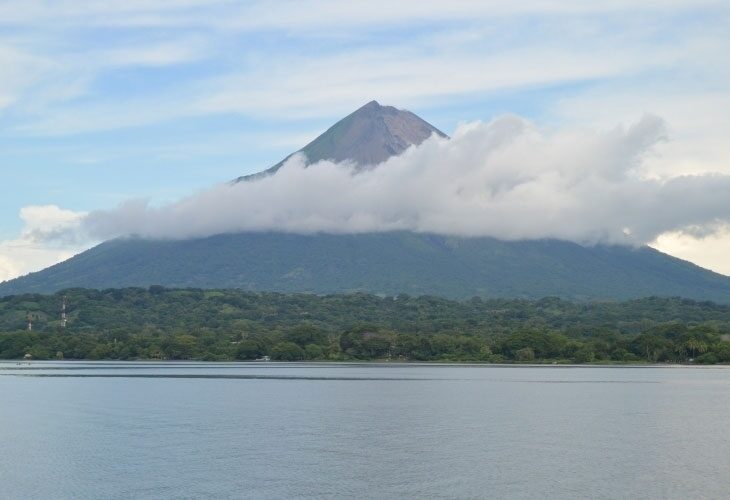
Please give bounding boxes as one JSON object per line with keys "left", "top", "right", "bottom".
{"left": 2, "top": 287, "right": 730, "bottom": 364}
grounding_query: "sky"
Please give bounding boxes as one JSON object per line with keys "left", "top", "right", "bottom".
{"left": 1, "top": 0, "right": 729, "bottom": 281}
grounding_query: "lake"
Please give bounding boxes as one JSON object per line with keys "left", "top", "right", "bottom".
{"left": 1, "top": 362, "right": 729, "bottom": 499}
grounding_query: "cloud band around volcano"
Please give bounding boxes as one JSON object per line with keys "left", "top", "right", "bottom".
{"left": 81, "top": 114, "right": 730, "bottom": 246}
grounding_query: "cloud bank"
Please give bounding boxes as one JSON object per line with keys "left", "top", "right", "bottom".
{"left": 82, "top": 115, "right": 730, "bottom": 246}
{"left": 0, "top": 206, "right": 87, "bottom": 282}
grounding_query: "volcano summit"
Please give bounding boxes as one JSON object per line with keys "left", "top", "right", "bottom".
{"left": 236, "top": 100, "right": 447, "bottom": 181}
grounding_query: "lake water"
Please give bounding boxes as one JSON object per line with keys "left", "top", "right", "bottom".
{"left": 1, "top": 362, "right": 729, "bottom": 499}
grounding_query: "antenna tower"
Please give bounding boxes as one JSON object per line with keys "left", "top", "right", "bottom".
{"left": 61, "top": 295, "right": 68, "bottom": 328}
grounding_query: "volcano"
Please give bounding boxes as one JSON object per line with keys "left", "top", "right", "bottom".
{"left": 2, "top": 101, "right": 729, "bottom": 302}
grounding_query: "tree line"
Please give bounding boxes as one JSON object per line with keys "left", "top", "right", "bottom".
{"left": 1, "top": 287, "right": 729, "bottom": 363}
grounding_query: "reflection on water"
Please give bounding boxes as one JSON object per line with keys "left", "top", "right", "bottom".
{"left": 1, "top": 362, "right": 729, "bottom": 499}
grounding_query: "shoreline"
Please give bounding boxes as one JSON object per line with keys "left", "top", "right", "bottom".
{"left": 2, "top": 359, "right": 729, "bottom": 368}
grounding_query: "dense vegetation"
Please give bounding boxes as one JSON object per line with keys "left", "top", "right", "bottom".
{"left": 2, "top": 287, "right": 730, "bottom": 364}
{"left": 3, "top": 232, "right": 730, "bottom": 303}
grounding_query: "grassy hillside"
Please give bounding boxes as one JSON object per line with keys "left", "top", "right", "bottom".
{"left": 2, "top": 232, "right": 730, "bottom": 302}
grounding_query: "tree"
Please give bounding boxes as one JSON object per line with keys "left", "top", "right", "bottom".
{"left": 236, "top": 340, "right": 263, "bottom": 360}
{"left": 685, "top": 338, "right": 708, "bottom": 359}
{"left": 270, "top": 342, "right": 304, "bottom": 361}
{"left": 167, "top": 334, "right": 197, "bottom": 360}
{"left": 694, "top": 352, "right": 718, "bottom": 364}
{"left": 304, "top": 344, "right": 323, "bottom": 359}
{"left": 515, "top": 347, "right": 535, "bottom": 362}
{"left": 631, "top": 334, "right": 668, "bottom": 362}
{"left": 286, "top": 325, "right": 327, "bottom": 347}
{"left": 715, "top": 342, "right": 730, "bottom": 363}
{"left": 572, "top": 346, "right": 595, "bottom": 364}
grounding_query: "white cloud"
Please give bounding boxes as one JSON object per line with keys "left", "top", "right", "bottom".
{"left": 652, "top": 227, "right": 730, "bottom": 276}
{"left": 0, "top": 44, "right": 56, "bottom": 110}
{"left": 195, "top": 44, "right": 676, "bottom": 119}
{"left": 0, "top": 206, "right": 89, "bottom": 282}
{"left": 1, "top": 1, "right": 724, "bottom": 30}
{"left": 552, "top": 86, "right": 730, "bottom": 177}
{"left": 12, "top": 38, "right": 686, "bottom": 135}
{"left": 211, "top": 0, "right": 729, "bottom": 34}
{"left": 18, "top": 205, "right": 88, "bottom": 244}
{"left": 80, "top": 115, "right": 730, "bottom": 250}
{"left": 0, "top": 32, "right": 207, "bottom": 127}
{"left": 0, "top": 255, "right": 20, "bottom": 283}
{"left": 4, "top": 0, "right": 727, "bottom": 133}
{"left": 95, "top": 40, "right": 208, "bottom": 68}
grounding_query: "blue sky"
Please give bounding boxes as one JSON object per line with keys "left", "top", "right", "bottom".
{"left": 1, "top": 0, "right": 729, "bottom": 279}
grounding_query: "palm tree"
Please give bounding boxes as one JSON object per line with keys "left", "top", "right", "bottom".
{"left": 685, "top": 338, "right": 708, "bottom": 359}
{"left": 675, "top": 343, "right": 687, "bottom": 360}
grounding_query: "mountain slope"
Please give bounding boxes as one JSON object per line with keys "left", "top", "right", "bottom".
{"left": 2, "top": 232, "right": 729, "bottom": 302}
{"left": 3, "top": 101, "right": 729, "bottom": 302}
{"left": 235, "top": 100, "right": 446, "bottom": 181}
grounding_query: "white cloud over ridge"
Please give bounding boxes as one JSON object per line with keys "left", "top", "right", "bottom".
{"left": 0, "top": 206, "right": 87, "bottom": 282}
{"left": 82, "top": 115, "right": 730, "bottom": 247}
{"left": 653, "top": 226, "right": 730, "bottom": 276}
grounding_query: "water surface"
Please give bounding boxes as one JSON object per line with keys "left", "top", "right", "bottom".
{"left": 1, "top": 362, "right": 728, "bottom": 499}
